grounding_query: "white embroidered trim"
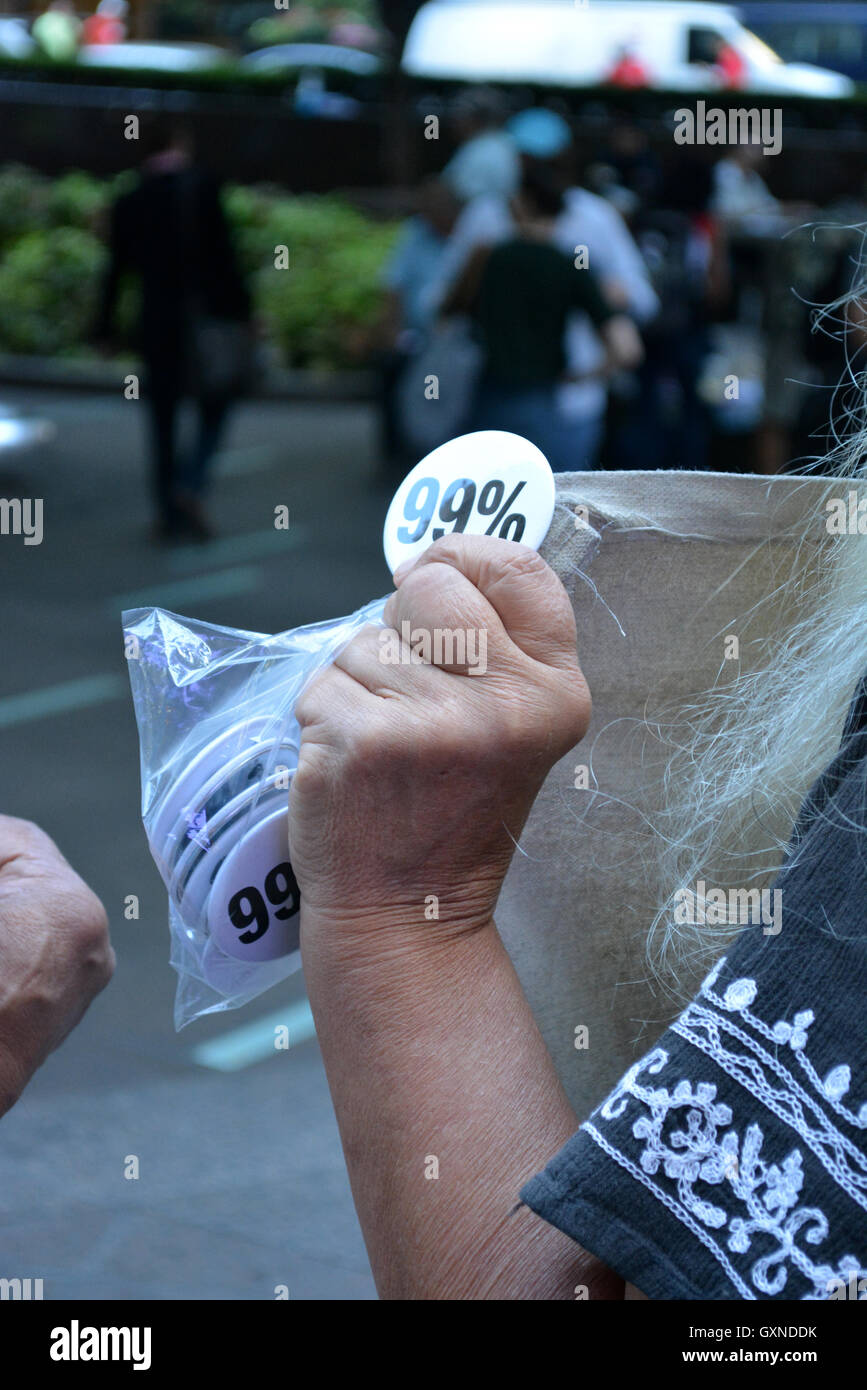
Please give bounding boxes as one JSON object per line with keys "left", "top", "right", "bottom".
{"left": 582, "top": 1122, "right": 755, "bottom": 1299}
{"left": 592, "top": 957, "right": 867, "bottom": 1299}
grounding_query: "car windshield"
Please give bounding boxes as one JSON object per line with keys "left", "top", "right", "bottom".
{"left": 741, "top": 28, "right": 784, "bottom": 67}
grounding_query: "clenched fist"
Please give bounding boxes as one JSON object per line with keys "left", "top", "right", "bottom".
{"left": 0, "top": 816, "right": 114, "bottom": 1116}
{"left": 288, "top": 535, "right": 591, "bottom": 944}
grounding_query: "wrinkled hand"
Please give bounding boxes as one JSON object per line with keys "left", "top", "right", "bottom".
{"left": 0, "top": 816, "right": 114, "bottom": 1115}
{"left": 288, "top": 535, "right": 591, "bottom": 942}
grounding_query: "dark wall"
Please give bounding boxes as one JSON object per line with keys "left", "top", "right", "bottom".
{"left": 0, "top": 78, "right": 386, "bottom": 190}
{"left": 2, "top": 69, "right": 867, "bottom": 204}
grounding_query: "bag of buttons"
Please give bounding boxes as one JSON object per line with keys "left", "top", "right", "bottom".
{"left": 123, "top": 595, "right": 387, "bottom": 1028}
{"left": 123, "top": 432, "right": 558, "bottom": 1029}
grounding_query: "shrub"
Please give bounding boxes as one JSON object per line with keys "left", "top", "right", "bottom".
{"left": 247, "top": 195, "right": 399, "bottom": 368}
{"left": 47, "top": 171, "right": 110, "bottom": 233}
{"left": 0, "top": 226, "right": 106, "bottom": 355}
{"left": 0, "top": 166, "right": 52, "bottom": 256}
{"left": 0, "top": 164, "right": 400, "bottom": 368}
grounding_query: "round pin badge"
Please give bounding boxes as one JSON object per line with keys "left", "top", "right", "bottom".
{"left": 170, "top": 769, "right": 290, "bottom": 919}
{"left": 158, "top": 734, "right": 298, "bottom": 882}
{"left": 382, "top": 431, "right": 556, "bottom": 574}
{"left": 208, "top": 804, "right": 300, "bottom": 962}
{"left": 149, "top": 715, "right": 294, "bottom": 870}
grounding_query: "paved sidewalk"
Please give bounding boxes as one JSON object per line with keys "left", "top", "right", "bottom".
{"left": 0, "top": 388, "right": 392, "bottom": 1300}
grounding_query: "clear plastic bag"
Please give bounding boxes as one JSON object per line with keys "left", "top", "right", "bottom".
{"left": 123, "top": 595, "right": 388, "bottom": 1029}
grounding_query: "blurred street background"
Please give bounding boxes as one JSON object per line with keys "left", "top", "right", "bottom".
{"left": 2, "top": 0, "right": 867, "bottom": 1300}
{"left": 0, "top": 389, "right": 386, "bottom": 1298}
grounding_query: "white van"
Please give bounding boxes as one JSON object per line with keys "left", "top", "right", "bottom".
{"left": 401, "top": 1, "right": 854, "bottom": 97}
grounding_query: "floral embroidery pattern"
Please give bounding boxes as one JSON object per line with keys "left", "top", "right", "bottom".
{"left": 588, "top": 958, "right": 867, "bottom": 1299}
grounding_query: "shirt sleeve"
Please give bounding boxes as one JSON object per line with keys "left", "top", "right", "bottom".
{"left": 520, "top": 675, "right": 867, "bottom": 1301}
{"left": 562, "top": 192, "right": 659, "bottom": 324}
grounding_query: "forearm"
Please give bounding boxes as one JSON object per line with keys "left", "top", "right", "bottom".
{"left": 601, "top": 313, "right": 644, "bottom": 371}
{"left": 302, "top": 912, "right": 620, "bottom": 1300}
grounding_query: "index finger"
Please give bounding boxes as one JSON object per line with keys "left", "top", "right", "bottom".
{"left": 0, "top": 815, "right": 71, "bottom": 875}
{"left": 390, "top": 534, "right": 580, "bottom": 672}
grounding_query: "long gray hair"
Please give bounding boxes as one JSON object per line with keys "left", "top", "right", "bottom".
{"left": 645, "top": 265, "right": 867, "bottom": 991}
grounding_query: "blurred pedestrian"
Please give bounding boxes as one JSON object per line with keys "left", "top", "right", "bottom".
{"left": 608, "top": 162, "right": 726, "bottom": 471}
{"left": 605, "top": 43, "right": 650, "bottom": 89}
{"left": 443, "top": 166, "right": 643, "bottom": 472}
{"left": 381, "top": 178, "right": 461, "bottom": 347}
{"left": 95, "top": 118, "right": 253, "bottom": 542}
{"left": 759, "top": 225, "right": 865, "bottom": 475}
{"left": 32, "top": 0, "right": 81, "bottom": 61}
{"left": 598, "top": 114, "right": 663, "bottom": 211}
{"left": 430, "top": 108, "right": 658, "bottom": 470}
{"left": 81, "top": 0, "right": 128, "bottom": 47}
{"left": 441, "top": 87, "right": 520, "bottom": 203}
{"left": 711, "top": 32, "right": 748, "bottom": 88}
{"left": 375, "top": 177, "right": 461, "bottom": 474}
{"left": 710, "top": 141, "right": 781, "bottom": 234}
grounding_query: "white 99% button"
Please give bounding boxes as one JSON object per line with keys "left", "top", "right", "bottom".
{"left": 208, "top": 806, "right": 300, "bottom": 963}
{"left": 382, "top": 431, "right": 556, "bottom": 574}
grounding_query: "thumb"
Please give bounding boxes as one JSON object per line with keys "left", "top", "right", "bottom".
{"left": 392, "top": 534, "right": 580, "bottom": 672}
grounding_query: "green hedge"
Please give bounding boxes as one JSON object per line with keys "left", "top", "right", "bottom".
{"left": 0, "top": 165, "right": 399, "bottom": 369}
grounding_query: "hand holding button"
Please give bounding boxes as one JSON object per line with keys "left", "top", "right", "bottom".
{"left": 289, "top": 532, "right": 590, "bottom": 944}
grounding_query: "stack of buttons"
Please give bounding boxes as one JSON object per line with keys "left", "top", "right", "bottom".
{"left": 150, "top": 714, "right": 301, "bottom": 970}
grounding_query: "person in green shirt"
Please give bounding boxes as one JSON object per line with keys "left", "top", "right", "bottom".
{"left": 444, "top": 166, "right": 643, "bottom": 471}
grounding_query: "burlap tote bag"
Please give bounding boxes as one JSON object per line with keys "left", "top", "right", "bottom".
{"left": 497, "top": 468, "right": 864, "bottom": 1120}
